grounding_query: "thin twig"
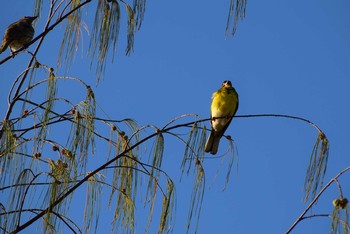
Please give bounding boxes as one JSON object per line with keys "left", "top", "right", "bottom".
{"left": 0, "top": 0, "right": 92, "bottom": 139}
{"left": 286, "top": 166, "right": 350, "bottom": 233}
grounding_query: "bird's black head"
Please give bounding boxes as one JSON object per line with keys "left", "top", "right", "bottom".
{"left": 222, "top": 80, "right": 232, "bottom": 88}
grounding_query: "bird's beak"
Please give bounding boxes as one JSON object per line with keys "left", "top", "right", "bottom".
{"left": 28, "top": 16, "right": 38, "bottom": 22}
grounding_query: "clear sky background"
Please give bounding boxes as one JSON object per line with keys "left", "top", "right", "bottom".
{"left": 1, "top": 0, "right": 350, "bottom": 233}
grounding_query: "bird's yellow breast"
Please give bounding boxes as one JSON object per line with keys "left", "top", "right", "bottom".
{"left": 210, "top": 87, "right": 238, "bottom": 131}
{"left": 211, "top": 88, "right": 238, "bottom": 118}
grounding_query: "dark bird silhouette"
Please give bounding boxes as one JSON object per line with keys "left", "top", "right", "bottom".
{"left": 0, "top": 16, "right": 37, "bottom": 54}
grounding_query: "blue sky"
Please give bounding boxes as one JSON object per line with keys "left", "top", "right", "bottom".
{"left": 1, "top": 0, "right": 350, "bottom": 233}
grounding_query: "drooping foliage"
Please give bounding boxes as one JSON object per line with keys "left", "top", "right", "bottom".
{"left": 0, "top": 0, "right": 344, "bottom": 233}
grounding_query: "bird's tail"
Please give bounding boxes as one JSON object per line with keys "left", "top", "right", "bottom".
{"left": 204, "top": 130, "right": 221, "bottom": 155}
{"left": 0, "top": 42, "right": 8, "bottom": 54}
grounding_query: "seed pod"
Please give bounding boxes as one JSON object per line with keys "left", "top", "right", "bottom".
{"left": 340, "top": 198, "right": 348, "bottom": 209}
{"left": 333, "top": 199, "right": 340, "bottom": 207}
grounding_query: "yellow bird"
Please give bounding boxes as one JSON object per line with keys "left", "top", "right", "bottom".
{"left": 204, "top": 80, "right": 239, "bottom": 155}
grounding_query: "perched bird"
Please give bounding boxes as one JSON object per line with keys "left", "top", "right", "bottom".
{"left": 0, "top": 16, "right": 37, "bottom": 54}
{"left": 204, "top": 80, "right": 239, "bottom": 155}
